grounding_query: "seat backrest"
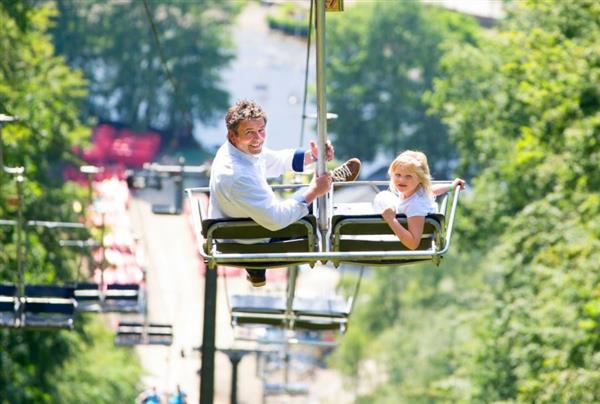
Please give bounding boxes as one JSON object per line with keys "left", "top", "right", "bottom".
{"left": 231, "top": 294, "right": 286, "bottom": 313}
{"left": 106, "top": 283, "right": 140, "bottom": 291}
{"left": 118, "top": 321, "right": 144, "bottom": 330}
{"left": 293, "top": 296, "right": 350, "bottom": 317}
{"left": 24, "top": 284, "right": 75, "bottom": 299}
{"left": 202, "top": 215, "right": 317, "bottom": 240}
{"left": 24, "top": 301, "right": 75, "bottom": 314}
{"left": 0, "top": 283, "right": 16, "bottom": 296}
{"left": 104, "top": 284, "right": 140, "bottom": 303}
{"left": 331, "top": 213, "right": 444, "bottom": 237}
{"left": 75, "top": 282, "right": 100, "bottom": 291}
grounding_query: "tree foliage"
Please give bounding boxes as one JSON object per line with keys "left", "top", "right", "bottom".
{"left": 324, "top": 2, "right": 479, "bottom": 176}
{"left": 332, "top": 1, "right": 600, "bottom": 402}
{"left": 49, "top": 0, "right": 240, "bottom": 141}
{"left": 0, "top": 3, "right": 142, "bottom": 401}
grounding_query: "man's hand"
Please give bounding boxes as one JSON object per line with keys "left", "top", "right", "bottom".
{"left": 305, "top": 140, "right": 334, "bottom": 165}
{"left": 302, "top": 172, "right": 332, "bottom": 204}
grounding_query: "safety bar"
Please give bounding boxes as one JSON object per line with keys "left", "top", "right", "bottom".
{"left": 0, "top": 219, "right": 86, "bottom": 229}
{"left": 185, "top": 181, "right": 460, "bottom": 267}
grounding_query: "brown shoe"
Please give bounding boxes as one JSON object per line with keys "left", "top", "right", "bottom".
{"left": 246, "top": 269, "right": 266, "bottom": 287}
{"left": 332, "top": 158, "right": 361, "bottom": 182}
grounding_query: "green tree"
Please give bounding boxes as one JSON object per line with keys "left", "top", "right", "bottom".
{"left": 1, "top": 3, "right": 142, "bottom": 401}
{"left": 325, "top": 2, "right": 479, "bottom": 176}
{"left": 50, "top": 0, "right": 241, "bottom": 144}
{"left": 330, "top": 1, "right": 600, "bottom": 403}
{"left": 428, "top": 0, "right": 600, "bottom": 401}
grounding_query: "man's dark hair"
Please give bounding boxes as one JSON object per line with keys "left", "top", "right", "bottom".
{"left": 225, "top": 99, "right": 267, "bottom": 133}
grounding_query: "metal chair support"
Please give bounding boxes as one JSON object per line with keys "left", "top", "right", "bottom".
{"left": 186, "top": 181, "right": 461, "bottom": 268}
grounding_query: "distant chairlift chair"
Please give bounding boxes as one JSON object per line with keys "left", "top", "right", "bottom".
{"left": 114, "top": 321, "right": 173, "bottom": 346}
{"left": 0, "top": 283, "right": 19, "bottom": 328}
{"left": 21, "top": 284, "right": 77, "bottom": 330}
{"left": 73, "top": 282, "right": 142, "bottom": 313}
{"left": 230, "top": 294, "right": 352, "bottom": 333}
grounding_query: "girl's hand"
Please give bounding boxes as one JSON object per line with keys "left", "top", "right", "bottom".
{"left": 453, "top": 178, "right": 465, "bottom": 190}
{"left": 381, "top": 207, "right": 396, "bottom": 222}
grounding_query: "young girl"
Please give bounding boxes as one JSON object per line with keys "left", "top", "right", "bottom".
{"left": 373, "top": 150, "right": 464, "bottom": 250}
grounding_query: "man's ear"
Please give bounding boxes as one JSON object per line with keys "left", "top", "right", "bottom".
{"left": 227, "top": 129, "right": 237, "bottom": 145}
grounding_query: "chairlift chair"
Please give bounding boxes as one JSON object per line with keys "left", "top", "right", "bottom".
{"left": 187, "top": 185, "right": 320, "bottom": 270}
{"left": 329, "top": 181, "right": 459, "bottom": 267}
{"left": 21, "top": 284, "right": 77, "bottom": 330}
{"left": 0, "top": 218, "right": 85, "bottom": 330}
{"left": 234, "top": 325, "right": 339, "bottom": 348}
{"left": 186, "top": 181, "right": 460, "bottom": 269}
{"left": 103, "top": 283, "right": 143, "bottom": 313}
{"left": 230, "top": 294, "right": 351, "bottom": 332}
{"left": 61, "top": 237, "right": 144, "bottom": 314}
{"left": 114, "top": 321, "right": 173, "bottom": 346}
{"left": 73, "top": 282, "right": 143, "bottom": 313}
{"left": 263, "top": 382, "right": 309, "bottom": 397}
{"left": 0, "top": 283, "right": 19, "bottom": 328}
{"left": 73, "top": 282, "right": 103, "bottom": 312}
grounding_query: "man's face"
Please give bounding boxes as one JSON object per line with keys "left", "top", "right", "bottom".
{"left": 228, "top": 118, "right": 266, "bottom": 155}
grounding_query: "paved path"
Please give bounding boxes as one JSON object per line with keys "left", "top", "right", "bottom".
{"left": 129, "top": 187, "right": 265, "bottom": 403}
{"left": 128, "top": 184, "right": 354, "bottom": 403}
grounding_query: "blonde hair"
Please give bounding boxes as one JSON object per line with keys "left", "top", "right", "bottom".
{"left": 388, "top": 150, "right": 432, "bottom": 197}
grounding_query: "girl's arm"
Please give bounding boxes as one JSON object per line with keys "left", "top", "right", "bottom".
{"left": 432, "top": 178, "right": 465, "bottom": 196}
{"left": 381, "top": 208, "right": 426, "bottom": 250}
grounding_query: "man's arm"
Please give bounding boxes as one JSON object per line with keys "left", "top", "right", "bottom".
{"left": 226, "top": 175, "right": 310, "bottom": 231}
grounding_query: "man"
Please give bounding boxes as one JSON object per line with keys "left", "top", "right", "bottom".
{"left": 209, "top": 99, "right": 361, "bottom": 286}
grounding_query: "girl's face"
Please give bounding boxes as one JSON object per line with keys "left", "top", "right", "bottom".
{"left": 391, "top": 165, "right": 420, "bottom": 197}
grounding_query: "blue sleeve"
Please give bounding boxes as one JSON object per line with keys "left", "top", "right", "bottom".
{"left": 292, "top": 149, "right": 306, "bottom": 172}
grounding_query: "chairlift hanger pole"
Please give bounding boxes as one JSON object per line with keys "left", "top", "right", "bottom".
{"left": 16, "top": 175, "right": 25, "bottom": 299}
{"left": 315, "top": 0, "right": 328, "bottom": 244}
{"left": 0, "top": 114, "right": 24, "bottom": 176}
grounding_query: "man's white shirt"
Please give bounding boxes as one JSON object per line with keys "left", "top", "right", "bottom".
{"left": 208, "top": 141, "right": 308, "bottom": 231}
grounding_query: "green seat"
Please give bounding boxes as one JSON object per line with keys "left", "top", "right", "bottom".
{"left": 331, "top": 210, "right": 445, "bottom": 266}
{"left": 201, "top": 215, "right": 318, "bottom": 269}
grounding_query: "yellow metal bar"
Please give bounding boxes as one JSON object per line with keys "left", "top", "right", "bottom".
{"left": 325, "top": 0, "right": 344, "bottom": 12}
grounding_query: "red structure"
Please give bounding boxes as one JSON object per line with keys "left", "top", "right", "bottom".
{"left": 65, "top": 124, "right": 162, "bottom": 182}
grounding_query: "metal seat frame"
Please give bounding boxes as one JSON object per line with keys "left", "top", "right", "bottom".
{"left": 186, "top": 180, "right": 460, "bottom": 268}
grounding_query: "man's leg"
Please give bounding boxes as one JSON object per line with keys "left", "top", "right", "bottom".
{"left": 246, "top": 268, "right": 266, "bottom": 287}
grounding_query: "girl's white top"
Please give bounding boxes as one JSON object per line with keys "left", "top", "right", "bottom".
{"left": 373, "top": 187, "right": 436, "bottom": 217}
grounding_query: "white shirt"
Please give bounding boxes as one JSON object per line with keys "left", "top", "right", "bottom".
{"left": 208, "top": 141, "right": 308, "bottom": 231}
{"left": 396, "top": 187, "right": 436, "bottom": 217}
{"left": 373, "top": 187, "right": 436, "bottom": 217}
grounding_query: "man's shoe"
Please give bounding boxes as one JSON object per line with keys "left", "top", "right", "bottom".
{"left": 246, "top": 270, "right": 266, "bottom": 287}
{"left": 332, "top": 158, "right": 361, "bottom": 182}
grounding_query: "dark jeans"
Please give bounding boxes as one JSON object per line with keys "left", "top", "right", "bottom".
{"left": 246, "top": 268, "right": 265, "bottom": 279}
